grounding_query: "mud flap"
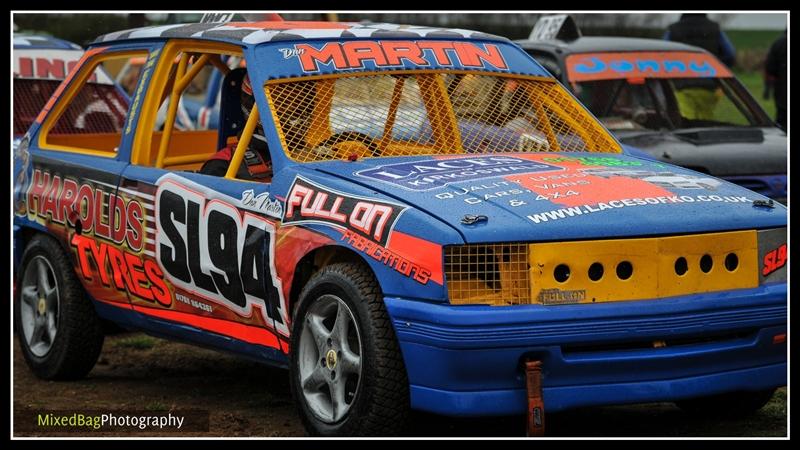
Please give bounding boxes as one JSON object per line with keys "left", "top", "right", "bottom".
{"left": 525, "top": 360, "right": 545, "bottom": 437}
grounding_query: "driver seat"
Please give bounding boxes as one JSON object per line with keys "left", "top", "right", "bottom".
{"left": 216, "top": 67, "right": 248, "bottom": 150}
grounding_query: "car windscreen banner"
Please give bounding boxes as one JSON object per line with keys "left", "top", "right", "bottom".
{"left": 565, "top": 51, "right": 732, "bottom": 82}
{"left": 13, "top": 49, "right": 114, "bottom": 84}
{"left": 257, "top": 40, "right": 549, "bottom": 80}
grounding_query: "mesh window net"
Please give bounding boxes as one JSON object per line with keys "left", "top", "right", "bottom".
{"left": 13, "top": 79, "right": 61, "bottom": 136}
{"left": 266, "top": 72, "right": 621, "bottom": 163}
{"left": 50, "top": 81, "right": 129, "bottom": 135}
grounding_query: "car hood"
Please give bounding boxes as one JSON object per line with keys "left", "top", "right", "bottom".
{"left": 614, "top": 127, "right": 787, "bottom": 177}
{"left": 311, "top": 152, "right": 786, "bottom": 243}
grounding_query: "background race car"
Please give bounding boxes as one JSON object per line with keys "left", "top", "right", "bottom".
{"left": 13, "top": 34, "right": 118, "bottom": 143}
{"left": 515, "top": 15, "right": 787, "bottom": 204}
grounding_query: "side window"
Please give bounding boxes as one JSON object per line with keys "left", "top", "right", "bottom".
{"left": 116, "top": 57, "right": 147, "bottom": 96}
{"left": 134, "top": 44, "right": 246, "bottom": 174}
{"left": 41, "top": 52, "right": 148, "bottom": 156}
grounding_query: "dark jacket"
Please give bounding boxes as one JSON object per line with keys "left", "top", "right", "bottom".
{"left": 665, "top": 14, "right": 736, "bottom": 67}
{"left": 765, "top": 32, "right": 787, "bottom": 110}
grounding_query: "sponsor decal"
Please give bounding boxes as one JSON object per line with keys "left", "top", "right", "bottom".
{"left": 434, "top": 181, "right": 516, "bottom": 199}
{"left": 26, "top": 168, "right": 145, "bottom": 252}
{"left": 340, "top": 230, "right": 432, "bottom": 284}
{"left": 291, "top": 40, "right": 508, "bottom": 73}
{"left": 579, "top": 168, "right": 722, "bottom": 191}
{"left": 240, "top": 189, "right": 283, "bottom": 218}
{"left": 14, "top": 135, "right": 31, "bottom": 216}
{"left": 434, "top": 180, "right": 584, "bottom": 206}
{"left": 357, "top": 156, "right": 561, "bottom": 191}
{"left": 125, "top": 49, "right": 159, "bottom": 135}
{"left": 505, "top": 155, "right": 687, "bottom": 208}
{"left": 155, "top": 176, "right": 289, "bottom": 335}
{"left": 542, "top": 156, "right": 642, "bottom": 167}
{"left": 283, "top": 176, "right": 405, "bottom": 247}
{"left": 15, "top": 56, "right": 80, "bottom": 80}
{"left": 526, "top": 195, "right": 753, "bottom": 224}
{"left": 757, "top": 228, "right": 787, "bottom": 284}
{"left": 762, "top": 244, "right": 787, "bottom": 277}
{"left": 537, "top": 288, "right": 586, "bottom": 305}
{"left": 70, "top": 233, "right": 170, "bottom": 306}
{"left": 175, "top": 291, "right": 213, "bottom": 313}
{"left": 13, "top": 49, "right": 109, "bottom": 82}
{"left": 200, "top": 12, "right": 235, "bottom": 24}
{"left": 565, "top": 51, "right": 732, "bottom": 82}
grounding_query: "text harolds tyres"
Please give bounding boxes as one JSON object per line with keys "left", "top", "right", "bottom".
{"left": 13, "top": 18, "right": 787, "bottom": 437}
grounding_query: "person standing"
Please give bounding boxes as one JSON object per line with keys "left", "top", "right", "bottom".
{"left": 664, "top": 13, "right": 737, "bottom": 67}
{"left": 765, "top": 30, "right": 787, "bottom": 131}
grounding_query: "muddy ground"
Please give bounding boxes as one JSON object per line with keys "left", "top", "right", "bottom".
{"left": 13, "top": 333, "right": 787, "bottom": 438}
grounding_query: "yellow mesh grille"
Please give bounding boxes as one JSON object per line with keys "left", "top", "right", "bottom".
{"left": 445, "top": 243, "right": 530, "bottom": 306}
{"left": 445, "top": 231, "right": 760, "bottom": 307}
{"left": 265, "top": 72, "right": 621, "bottom": 163}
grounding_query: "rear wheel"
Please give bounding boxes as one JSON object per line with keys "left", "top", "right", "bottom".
{"left": 675, "top": 389, "right": 777, "bottom": 417}
{"left": 289, "top": 262, "right": 409, "bottom": 436}
{"left": 14, "top": 234, "right": 104, "bottom": 380}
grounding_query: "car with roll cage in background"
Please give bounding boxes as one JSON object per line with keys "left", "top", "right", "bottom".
{"left": 13, "top": 15, "right": 786, "bottom": 436}
{"left": 515, "top": 15, "right": 787, "bottom": 204}
{"left": 13, "top": 34, "right": 122, "bottom": 146}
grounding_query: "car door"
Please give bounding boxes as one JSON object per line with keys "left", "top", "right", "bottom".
{"left": 16, "top": 44, "right": 160, "bottom": 320}
{"left": 118, "top": 40, "right": 290, "bottom": 361}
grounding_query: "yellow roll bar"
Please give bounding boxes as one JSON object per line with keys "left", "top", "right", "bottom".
{"left": 225, "top": 103, "right": 260, "bottom": 179}
{"left": 155, "top": 53, "right": 188, "bottom": 168}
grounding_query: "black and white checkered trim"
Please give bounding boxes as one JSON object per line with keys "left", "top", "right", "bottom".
{"left": 92, "top": 22, "right": 507, "bottom": 46}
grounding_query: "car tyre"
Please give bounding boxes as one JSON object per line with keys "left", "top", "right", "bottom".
{"left": 289, "top": 262, "right": 410, "bottom": 436}
{"left": 14, "top": 233, "right": 104, "bottom": 380}
{"left": 675, "top": 389, "right": 777, "bottom": 417}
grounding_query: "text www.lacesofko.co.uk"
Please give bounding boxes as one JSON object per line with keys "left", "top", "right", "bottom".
{"left": 527, "top": 195, "right": 751, "bottom": 224}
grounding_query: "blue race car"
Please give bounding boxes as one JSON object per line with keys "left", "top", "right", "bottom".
{"left": 13, "top": 17, "right": 786, "bottom": 436}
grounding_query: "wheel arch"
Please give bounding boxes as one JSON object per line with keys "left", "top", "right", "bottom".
{"left": 288, "top": 244, "right": 380, "bottom": 320}
{"left": 16, "top": 226, "right": 71, "bottom": 273}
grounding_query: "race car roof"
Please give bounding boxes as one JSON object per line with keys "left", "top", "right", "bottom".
{"left": 92, "top": 21, "right": 509, "bottom": 46}
{"left": 14, "top": 34, "right": 83, "bottom": 50}
{"left": 515, "top": 36, "right": 705, "bottom": 55}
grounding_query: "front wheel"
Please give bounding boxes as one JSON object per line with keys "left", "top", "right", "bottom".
{"left": 675, "top": 389, "right": 777, "bottom": 418}
{"left": 289, "top": 262, "right": 409, "bottom": 436}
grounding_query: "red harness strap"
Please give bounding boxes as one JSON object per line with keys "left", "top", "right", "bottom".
{"left": 208, "top": 142, "right": 271, "bottom": 179}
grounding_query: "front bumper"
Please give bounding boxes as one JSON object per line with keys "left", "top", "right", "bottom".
{"left": 385, "top": 283, "right": 787, "bottom": 416}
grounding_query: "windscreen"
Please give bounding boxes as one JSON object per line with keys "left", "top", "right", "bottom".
{"left": 564, "top": 51, "right": 770, "bottom": 131}
{"left": 573, "top": 77, "right": 771, "bottom": 131}
{"left": 265, "top": 72, "right": 621, "bottom": 163}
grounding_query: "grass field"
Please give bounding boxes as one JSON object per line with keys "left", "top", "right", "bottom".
{"left": 734, "top": 70, "right": 777, "bottom": 118}
{"left": 726, "top": 29, "right": 784, "bottom": 53}
{"left": 725, "top": 29, "right": 781, "bottom": 120}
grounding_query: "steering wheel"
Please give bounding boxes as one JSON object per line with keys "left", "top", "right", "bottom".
{"left": 313, "top": 131, "right": 380, "bottom": 159}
